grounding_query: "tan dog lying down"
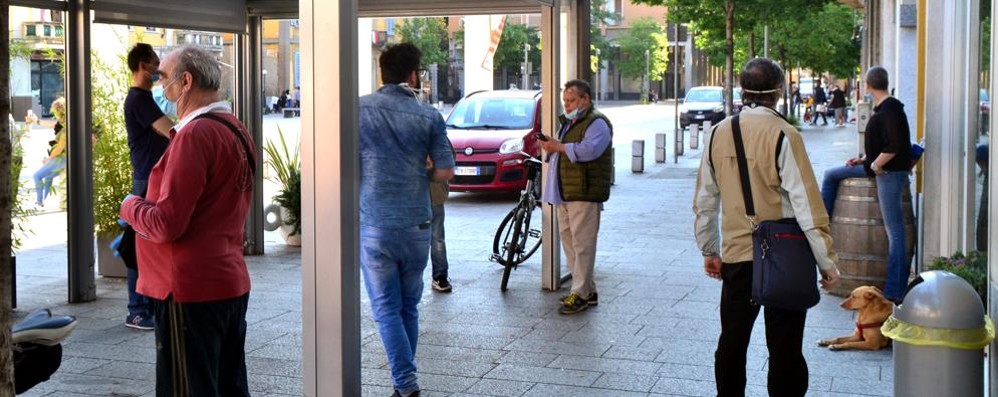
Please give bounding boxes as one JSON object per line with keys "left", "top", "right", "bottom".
{"left": 818, "top": 286, "right": 893, "bottom": 351}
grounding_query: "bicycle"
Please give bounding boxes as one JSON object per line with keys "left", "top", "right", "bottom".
{"left": 490, "top": 143, "right": 543, "bottom": 292}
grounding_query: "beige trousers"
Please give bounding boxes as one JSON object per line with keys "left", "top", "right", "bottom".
{"left": 556, "top": 201, "right": 601, "bottom": 297}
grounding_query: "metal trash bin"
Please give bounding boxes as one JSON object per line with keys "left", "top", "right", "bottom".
{"left": 881, "top": 271, "right": 995, "bottom": 397}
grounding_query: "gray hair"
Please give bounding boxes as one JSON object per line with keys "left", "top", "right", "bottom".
{"left": 169, "top": 44, "right": 221, "bottom": 91}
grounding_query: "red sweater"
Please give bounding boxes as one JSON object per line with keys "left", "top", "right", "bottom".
{"left": 120, "top": 112, "right": 254, "bottom": 303}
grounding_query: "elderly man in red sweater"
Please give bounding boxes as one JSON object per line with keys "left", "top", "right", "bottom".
{"left": 120, "top": 44, "right": 255, "bottom": 397}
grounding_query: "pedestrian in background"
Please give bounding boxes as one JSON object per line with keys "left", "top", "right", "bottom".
{"left": 429, "top": 139, "right": 455, "bottom": 293}
{"left": 121, "top": 42, "right": 174, "bottom": 331}
{"left": 539, "top": 79, "right": 613, "bottom": 315}
{"left": 694, "top": 58, "right": 840, "bottom": 397}
{"left": 32, "top": 97, "right": 67, "bottom": 209}
{"left": 811, "top": 80, "right": 829, "bottom": 126}
{"left": 820, "top": 66, "right": 912, "bottom": 303}
{"left": 120, "top": 44, "right": 255, "bottom": 396}
{"left": 830, "top": 83, "right": 847, "bottom": 127}
{"left": 358, "top": 43, "right": 455, "bottom": 397}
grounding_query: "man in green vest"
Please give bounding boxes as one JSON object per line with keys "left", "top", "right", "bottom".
{"left": 539, "top": 79, "right": 613, "bottom": 315}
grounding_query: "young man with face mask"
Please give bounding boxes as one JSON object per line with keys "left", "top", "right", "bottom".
{"left": 120, "top": 43, "right": 174, "bottom": 331}
{"left": 538, "top": 79, "right": 614, "bottom": 315}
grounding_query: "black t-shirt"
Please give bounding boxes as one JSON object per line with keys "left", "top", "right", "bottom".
{"left": 813, "top": 87, "right": 827, "bottom": 103}
{"left": 864, "top": 97, "right": 912, "bottom": 173}
{"left": 124, "top": 87, "right": 170, "bottom": 186}
{"left": 830, "top": 88, "right": 846, "bottom": 108}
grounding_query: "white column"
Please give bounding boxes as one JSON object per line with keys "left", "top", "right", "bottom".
{"left": 358, "top": 18, "right": 374, "bottom": 96}
{"left": 895, "top": 0, "right": 918, "bottom": 132}
{"left": 301, "top": 1, "right": 361, "bottom": 396}
{"left": 464, "top": 15, "right": 494, "bottom": 94}
{"left": 540, "top": 1, "right": 564, "bottom": 291}
{"left": 922, "top": 0, "right": 979, "bottom": 260}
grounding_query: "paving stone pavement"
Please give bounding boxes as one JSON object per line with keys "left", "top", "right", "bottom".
{"left": 10, "top": 109, "right": 893, "bottom": 396}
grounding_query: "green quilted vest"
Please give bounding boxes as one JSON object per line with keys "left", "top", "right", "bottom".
{"left": 557, "top": 107, "right": 613, "bottom": 202}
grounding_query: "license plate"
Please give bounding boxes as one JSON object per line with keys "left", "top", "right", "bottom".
{"left": 455, "top": 166, "right": 479, "bottom": 176}
{"left": 695, "top": 115, "right": 705, "bottom": 119}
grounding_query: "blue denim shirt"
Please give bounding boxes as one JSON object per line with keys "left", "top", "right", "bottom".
{"left": 359, "top": 85, "right": 455, "bottom": 228}
{"left": 541, "top": 116, "right": 612, "bottom": 205}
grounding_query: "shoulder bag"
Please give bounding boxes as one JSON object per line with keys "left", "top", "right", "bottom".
{"left": 730, "top": 114, "right": 821, "bottom": 311}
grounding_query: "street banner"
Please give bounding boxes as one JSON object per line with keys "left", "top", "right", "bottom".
{"left": 482, "top": 15, "right": 507, "bottom": 72}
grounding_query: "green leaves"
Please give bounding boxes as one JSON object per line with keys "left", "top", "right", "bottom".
{"left": 91, "top": 52, "right": 132, "bottom": 238}
{"left": 494, "top": 24, "right": 541, "bottom": 77}
{"left": 396, "top": 18, "right": 449, "bottom": 69}
{"left": 263, "top": 126, "right": 301, "bottom": 234}
{"left": 615, "top": 17, "right": 669, "bottom": 82}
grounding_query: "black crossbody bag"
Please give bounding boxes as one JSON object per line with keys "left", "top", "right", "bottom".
{"left": 730, "top": 114, "right": 820, "bottom": 311}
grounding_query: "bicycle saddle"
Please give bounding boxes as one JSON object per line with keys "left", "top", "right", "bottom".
{"left": 12, "top": 309, "right": 77, "bottom": 346}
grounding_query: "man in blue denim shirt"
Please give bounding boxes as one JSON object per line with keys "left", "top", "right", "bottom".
{"left": 359, "top": 43, "right": 455, "bottom": 397}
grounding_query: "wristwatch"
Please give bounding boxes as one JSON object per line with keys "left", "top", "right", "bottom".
{"left": 701, "top": 250, "right": 718, "bottom": 257}
{"left": 871, "top": 163, "right": 883, "bottom": 174}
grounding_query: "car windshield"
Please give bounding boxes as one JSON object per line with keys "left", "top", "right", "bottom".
{"left": 981, "top": 89, "right": 990, "bottom": 103}
{"left": 447, "top": 96, "right": 536, "bottom": 129}
{"left": 686, "top": 89, "right": 723, "bottom": 103}
{"left": 733, "top": 89, "right": 741, "bottom": 101}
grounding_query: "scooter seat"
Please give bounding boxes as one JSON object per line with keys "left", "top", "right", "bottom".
{"left": 13, "top": 310, "right": 77, "bottom": 346}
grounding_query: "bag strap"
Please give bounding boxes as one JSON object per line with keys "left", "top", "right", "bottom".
{"left": 731, "top": 114, "right": 756, "bottom": 218}
{"left": 194, "top": 112, "right": 256, "bottom": 175}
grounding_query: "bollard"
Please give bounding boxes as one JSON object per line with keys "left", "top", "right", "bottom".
{"left": 631, "top": 140, "right": 644, "bottom": 173}
{"left": 674, "top": 127, "right": 684, "bottom": 161}
{"left": 690, "top": 124, "right": 700, "bottom": 150}
{"left": 882, "top": 271, "right": 995, "bottom": 397}
{"left": 655, "top": 133, "right": 667, "bottom": 163}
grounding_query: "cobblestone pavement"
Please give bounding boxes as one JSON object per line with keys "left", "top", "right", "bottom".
{"left": 11, "top": 104, "right": 892, "bottom": 396}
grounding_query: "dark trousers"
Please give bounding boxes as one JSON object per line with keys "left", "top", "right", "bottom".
{"left": 715, "top": 261, "right": 808, "bottom": 397}
{"left": 150, "top": 294, "right": 251, "bottom": 397}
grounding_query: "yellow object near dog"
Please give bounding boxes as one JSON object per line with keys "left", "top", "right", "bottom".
{"left": 880, "top": 315, "right": 995, "bottom": 350}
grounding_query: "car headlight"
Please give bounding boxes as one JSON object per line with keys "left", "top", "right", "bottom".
{"left": 499, "top": 138, "right": 525, "bottom": 155}
{"left": 713, "top": 105, "right": 724, "bottom": 113}
{"left": 502, "top": 158, "right": 525, "bottom": 166}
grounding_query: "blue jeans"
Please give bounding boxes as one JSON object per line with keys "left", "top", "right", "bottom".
{"left": 127, "top": 267, "right": 151, "bottom": 318}
{"left": 820, "top": 164, "right": 869, "bottom": 217}
{"left": 430, "top": 204, "right": 448, "bottom": 280}
{"left": 33, "top": 157, "right": 65, "bottom": 204}
{"left": 876, "top": 171, "right": 911, "bottom": 301}
{"left": 360, "top": 224, "right": 431, "bottom": 395}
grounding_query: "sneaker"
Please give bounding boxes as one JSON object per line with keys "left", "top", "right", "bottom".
{"left": 560, "top": 292, "right": 597, "bottom": 306}
{"left": 391, "top": 391, "right": 420, "bottom": 397}
{"left": 125, "top": 314, "right": 155, "bottom": 330}
{"left": 558, "top": 293, "right": 589, "bottom": 315}
{"left": 432, "top": 278, "right": 452, "bottom": 293}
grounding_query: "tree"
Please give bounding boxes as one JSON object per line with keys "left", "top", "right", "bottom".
{"left": 616, "top": 17, "right": 669, "bottom": 98}
{"left": 396, "top": 18, "right": 448, "bottom": 68}
{"left": 493, "top": 23, "right": 541, "bottom": 79}
{"left": 0, "top": 0, "right": 15, "bottom": 394}
{"left": 591, "top": 0, "right": 622, "bottom": 73}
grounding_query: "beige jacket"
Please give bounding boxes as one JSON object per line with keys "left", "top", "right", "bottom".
{"left": 693, "top": 106, "right": 837, "bottom": 270}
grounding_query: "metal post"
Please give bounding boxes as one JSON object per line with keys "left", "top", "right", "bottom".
{"left": 66, "top": 0, "right": 96, "bottom": 303}
{"left": 522, "top": 45, "right": 530, "bottom": 90}
{"left": 242, "top": 16, "right": 265, "bottom": 256}
{"left": 644, "top": 49, "right": 650, "bottom": 100}
{"left": 764, "top": 25, "right": 769, "bottom": 58}
{"left": 540, "top": 1, "right": 563, "bottom": 291}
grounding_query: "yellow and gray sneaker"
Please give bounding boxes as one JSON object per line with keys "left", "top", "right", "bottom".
{"left": 560, "top": 292, "right": 597, "bottom": 306}
{"left": 558, "top": 293, "right": 590, "bottom": 315}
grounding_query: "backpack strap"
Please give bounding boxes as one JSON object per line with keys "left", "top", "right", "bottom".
{"left": 193, "top": 112, "right": 256, "bottom": 175}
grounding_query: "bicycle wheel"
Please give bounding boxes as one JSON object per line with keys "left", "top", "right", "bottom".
{"left": 500, "top": 209, "right": 523, "bottom": 292}
{"left": 492, "top": 203, "right": 542, "bottom": 266}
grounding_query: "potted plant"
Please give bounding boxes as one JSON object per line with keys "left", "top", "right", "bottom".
{"left": 91, "top": 53, "right": 133, "bottom": 277}
{"left": 264, "top": 127, "right": 301, "bottom": 246}
{"left": 927, "top": 251, "right": 987, "bottom": 304}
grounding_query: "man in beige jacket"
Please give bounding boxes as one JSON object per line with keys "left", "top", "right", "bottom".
{"left": 693, "top": 58, "right": 840, "bottom": 397}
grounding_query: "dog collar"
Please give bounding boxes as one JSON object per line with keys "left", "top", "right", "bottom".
{"left": 856, "top": 322, "right": 885, "bottom": 341}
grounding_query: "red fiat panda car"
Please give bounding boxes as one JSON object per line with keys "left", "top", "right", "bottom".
{"left": 445, "top": 90, "right": 543, "bottom": 192}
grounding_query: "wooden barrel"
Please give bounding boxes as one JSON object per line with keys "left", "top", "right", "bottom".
{"left": 828, "top": 177, "right": 916, "bottom": 297}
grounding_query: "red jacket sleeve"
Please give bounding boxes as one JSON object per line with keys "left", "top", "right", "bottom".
{"left": 120, "top": 127, "right": 209, "bottom": 243}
